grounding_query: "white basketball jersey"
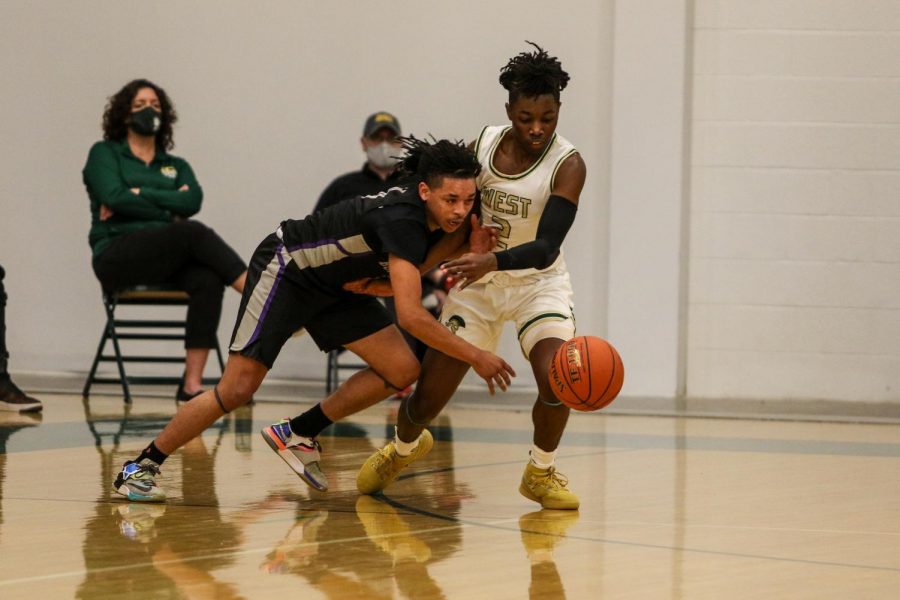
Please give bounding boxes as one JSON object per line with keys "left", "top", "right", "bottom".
{"left": 473, "top": 125, "right": 578, "bottom": 282}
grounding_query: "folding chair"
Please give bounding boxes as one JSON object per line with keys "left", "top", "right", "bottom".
{"left": 82, "top": 285, "right": 226, "bottom": 403}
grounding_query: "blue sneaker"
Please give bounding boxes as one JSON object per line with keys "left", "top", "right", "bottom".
{"left": 262, "top": 419, "right": 328, "bottom": 491}
{"left": 112, "top": 459, "right": 166, "bottom": 502}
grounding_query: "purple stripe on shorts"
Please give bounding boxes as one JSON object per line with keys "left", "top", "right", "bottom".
{"left": 247, "top": 245, "right": 287, "bottom": 346}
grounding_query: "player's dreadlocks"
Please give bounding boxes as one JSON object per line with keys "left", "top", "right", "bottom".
{"left": 396, "top": 135, "right": 481, "bottom": 188}
{"left": 499, "top": 41, "right": 570, "bottom": 103}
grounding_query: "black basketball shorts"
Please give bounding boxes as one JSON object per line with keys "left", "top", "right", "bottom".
{"left": 229, "top": 232, "right": 393, "bottom": 369}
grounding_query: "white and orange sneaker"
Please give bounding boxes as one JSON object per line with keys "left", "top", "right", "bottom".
{"left": 262, "top": 419, "right": 328, "bottom": 491}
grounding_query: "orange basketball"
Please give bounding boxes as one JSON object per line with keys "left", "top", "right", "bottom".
{"left": 548, "top": 336, "right": 624, "bottom": 411}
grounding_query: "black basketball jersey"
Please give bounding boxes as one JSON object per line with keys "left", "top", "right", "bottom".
{"left": 277, "top": 185, "right": 440, "bottom": 291}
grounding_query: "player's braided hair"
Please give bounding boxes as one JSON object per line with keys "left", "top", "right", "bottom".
{"left": 396, "top": 135, "right": 481, "bottom": 187}
{"left": 499, "top": 41, "right": 570, "bottom": 103}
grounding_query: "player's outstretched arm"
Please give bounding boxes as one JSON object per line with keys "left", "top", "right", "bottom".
{"left": 389, "top": 254, "right": 515, "bottom": 394}
{"left": 444, "top": 153, "right": 586, "bottom": 288}
{"left": 345, "top": 215, "right": 498, "bottom": 297}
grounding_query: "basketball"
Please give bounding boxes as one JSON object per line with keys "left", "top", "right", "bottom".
{"left": 548, "top": 336, "right": 624, "bottom": 411}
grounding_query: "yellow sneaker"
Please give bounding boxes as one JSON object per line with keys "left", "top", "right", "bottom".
{"left": 356, "top": 429, "right": 433, "bottom": 495}
{"left": 519, "top": 509, "right": 580, "bottom": 558}
{"left": 355, "top": 496, "right": 431, "bottom": 563}
{"left": 519, "top": 463, "right": 580, "bottom": 510}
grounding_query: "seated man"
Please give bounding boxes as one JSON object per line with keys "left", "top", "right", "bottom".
{"left": 317, "top": 112, "right": 449, "bottom": 385}
{"left": 314, "top": 111, "right": 405, "bottom": 213}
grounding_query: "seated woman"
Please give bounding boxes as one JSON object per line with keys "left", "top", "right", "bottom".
{"left": 83, "top": 79, "right": 248, "bottom": 401}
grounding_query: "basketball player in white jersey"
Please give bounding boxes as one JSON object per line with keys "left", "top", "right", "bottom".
{"left": 357, "top": 43, "right": 586, "bottom": 510}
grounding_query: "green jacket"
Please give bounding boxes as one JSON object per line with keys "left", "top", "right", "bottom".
{"left": 83, "top": 140, "right": 203, "bottom": 256}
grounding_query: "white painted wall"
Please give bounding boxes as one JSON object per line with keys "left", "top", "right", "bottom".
{"left": 3, "top": 1, "right": 897, "bottom": 406}
{"left": 607, "top": 0, "right": 691, "bottom": 399}
{"left": 0, "top": 1, "right": 610, "bottom": 389}
{"left": 688, "top": 0, "right": 900, "bottom": 402}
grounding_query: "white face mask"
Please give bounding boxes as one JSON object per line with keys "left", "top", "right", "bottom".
{"left": 366, "top": 141, "right": 402, "bottom": 169}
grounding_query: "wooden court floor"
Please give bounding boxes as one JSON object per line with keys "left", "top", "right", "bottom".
{"left": 0, "top": 392, "right": 899, "bottom": 599}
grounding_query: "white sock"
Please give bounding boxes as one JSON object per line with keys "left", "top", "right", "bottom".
{"left": 394, "top": 427, "right": 419, "bottom": 457}
{"left": 530, "top": 445, "right": 556, "bottom": 469}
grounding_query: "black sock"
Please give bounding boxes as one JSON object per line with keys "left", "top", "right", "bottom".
{"left": 132, "top": 441, "right": 168, "bottom": 466}
{"left": 289, "top": 404, "right": 333, "bottom": 439}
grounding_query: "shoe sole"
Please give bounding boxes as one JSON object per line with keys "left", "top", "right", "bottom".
{"left": 518, "top": 482, "right": 580, "bottom": 510}
{"left": 261, "top": 428, "right": 329, "bottom": 492}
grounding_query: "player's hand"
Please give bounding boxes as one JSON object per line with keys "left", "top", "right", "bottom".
{"left": 442, "top": 252, "right": 498, "bottom": 290}
{"left": 468, "top": 214, "right": 501, "bottom": 254}
{"left": 99, "top": 204, "right": 114, "bottom": 221}
{"left": 471, "top": 350, "right": 515, "bottom": 395}
{"left": 342, "top": 277, "right": 394, "bottom": 297}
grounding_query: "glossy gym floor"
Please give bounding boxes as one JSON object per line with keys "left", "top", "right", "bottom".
{"left": 1, "top": 385, "right": 899, "bottom": 599}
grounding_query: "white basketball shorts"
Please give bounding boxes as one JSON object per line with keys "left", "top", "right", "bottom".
{"left": 439, "top": 267, "right": 576, "bottom": 358}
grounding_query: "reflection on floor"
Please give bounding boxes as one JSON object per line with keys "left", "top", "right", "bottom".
{"left": 1, "top": 393, "right": 899, "bottom": 599}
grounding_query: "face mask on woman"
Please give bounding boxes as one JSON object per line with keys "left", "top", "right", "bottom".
{"left": 129, "top": 106, "right": 162, "bottom": 136}
{"left": 365, "top": 141, "right": 402, "bottom": 169}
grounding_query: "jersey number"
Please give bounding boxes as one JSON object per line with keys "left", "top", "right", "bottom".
{"left": 490, "top": 215, "right": 511, "bottom": 249}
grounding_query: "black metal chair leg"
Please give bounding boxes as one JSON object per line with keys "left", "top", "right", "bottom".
{"left": 82, "top": 323, "right": 109, "bottom": 398}
{"left": 105, "top": 298, "right": 132, "bottom": 403}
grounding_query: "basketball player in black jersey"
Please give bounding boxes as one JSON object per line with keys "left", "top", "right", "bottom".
{"left": 112, "top": 137, "right": 516, "bottom": 502}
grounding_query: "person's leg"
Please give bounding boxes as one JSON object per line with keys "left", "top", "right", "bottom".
{"left": 112, "top": 353, "right": 266, "bottom": 502}
{"left": 357, "top": 283, "right": 501, "bottom": 494}
{"left": 93, "top": 222, "right": 247, "bottom": 292}
{"left": 356, "top": 348, "right": 470, "bottom": 494}
{"left": 156, "top": 354, "right": 265, "bottom": 453}
{"left": 396, "top": 349, "right": 469, "bottom": 443}
{"left": 173, "top": 265, "right": 225, "bottom": 397}
{"left": 278, "top": 324, "right": 420, "bottom": 443}
{"left": 113, "top": 233, "right": 285, "bottom": 502}
{"left": 322, "top": 325, "right": 421, "bottom": 419}
{"left": 262, "top": 324, "right": 419, "bottom": 492}
{"left": 282, "top": 293, "right": 414, "bottom": 440}
{"left": 0, "top": 265, "right": 8, "bottom": 378}
{"left": 529, "top": 338, "right": 571, "bottom": 454}
{"left": 174, "top": 221, "right": 247, "bottom": 289}
{"left": 91, "top": 225, "right": 194, "bottom": 291}
{"left": 382, "top": 296, "right": 419, "bottom": 398}
{"left": 514, "top": 272, "right": 579, "bottom": 510}
{"left": 95, "top": 226, "right": 244, "bottom": 399}
{"left": 0, "top": 265, "right": 42, "bottom": 413}
{"left": 182, "top": 349, "right": 210, "bottom": 396}
{"left": 518, "top": 336, "right": 578, "bottom": 511}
